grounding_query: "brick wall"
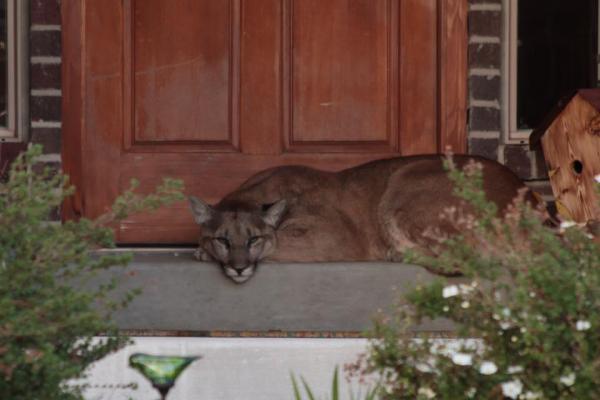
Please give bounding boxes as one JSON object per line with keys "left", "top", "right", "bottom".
{"left": 467, "top": 0, "right": 553, "bottom": 199}
{"left": 29, "top": 0, "right": 61, "bottom": 163}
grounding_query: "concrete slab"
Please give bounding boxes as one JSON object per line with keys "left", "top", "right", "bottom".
{"left": 84, "top": 251, "right": 458, "bottom": 333}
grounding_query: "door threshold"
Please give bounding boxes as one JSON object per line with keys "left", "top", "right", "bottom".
{"left": 96, "top": 246, "right": 196, "bottom": 254}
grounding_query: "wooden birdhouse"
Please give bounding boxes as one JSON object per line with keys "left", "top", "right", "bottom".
{"left": 530, "top": 89, "right": 600, "bottom": 223}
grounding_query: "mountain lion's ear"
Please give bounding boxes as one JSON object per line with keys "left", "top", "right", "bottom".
{"left": 189, "top": 196, "right": 215, "bottom": 225}
{"left": 262, "top": 199, "right": 288, "bottom": 228}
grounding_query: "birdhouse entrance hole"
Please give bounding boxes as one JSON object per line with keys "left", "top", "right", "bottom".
{"left": 572, "top": 160, "right": 583, "bottom": 175}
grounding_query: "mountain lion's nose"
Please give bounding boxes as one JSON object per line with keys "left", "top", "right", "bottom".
{"left": 231, "top": 263, "right": 249, "bottom": 273}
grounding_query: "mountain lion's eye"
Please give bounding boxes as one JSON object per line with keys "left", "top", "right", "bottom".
{"left": 247, "top": 236, "right": 261, "bottom": 247}
{"left": 215, "top": 237, "right": 230, "bottom": 248}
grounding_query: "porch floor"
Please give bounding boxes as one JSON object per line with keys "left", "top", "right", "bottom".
{"left": 85, "top": 251, "right": 459, "bottom": 334}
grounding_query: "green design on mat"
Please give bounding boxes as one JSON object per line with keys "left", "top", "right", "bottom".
{"left": 129, "top": 353, "right": 200, "bottom": 387}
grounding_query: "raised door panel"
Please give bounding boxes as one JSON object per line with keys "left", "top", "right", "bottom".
{"left": 399, "top": 0, "right": 438, "bottom": 155}
{"left": 126, "top": 0, "right": 239, "bottom": 151}
{"left": 286, "top": 0, "right": 397, "bottom": 152}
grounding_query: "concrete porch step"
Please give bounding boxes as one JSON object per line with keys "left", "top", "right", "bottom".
{"left": 86, "top": 251, "right": 458, "bottom": 334}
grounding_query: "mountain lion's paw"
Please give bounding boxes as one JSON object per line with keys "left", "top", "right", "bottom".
{"left": 194, "top": 247, "right": 211, "bottom": 261}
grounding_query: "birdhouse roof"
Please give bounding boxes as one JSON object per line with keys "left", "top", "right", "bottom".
{"left": 529, "top": 89, "right": 600, "bottom": 150}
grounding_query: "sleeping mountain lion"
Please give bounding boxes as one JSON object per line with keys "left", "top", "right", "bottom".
{"left": 189, "top": 155, "right": 532, "bottom": 283}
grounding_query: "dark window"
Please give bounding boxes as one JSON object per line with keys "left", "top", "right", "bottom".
{"left": 0, "top": 0, "right": 7, "bottom": 128}
{"left": 517, "top": 0, "right": 598, "bottom": 130}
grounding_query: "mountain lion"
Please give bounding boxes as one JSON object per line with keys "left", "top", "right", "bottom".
{"left": 189, "top": 155, "right": 533, "bottom": 283}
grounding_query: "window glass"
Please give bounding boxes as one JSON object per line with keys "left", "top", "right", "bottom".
{"left": 517, "top": 0, "right": 598, "bottom": 130}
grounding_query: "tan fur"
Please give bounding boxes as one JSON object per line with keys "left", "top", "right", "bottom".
{"left": 190, "top": 155, "right": 531, "bottom": 282}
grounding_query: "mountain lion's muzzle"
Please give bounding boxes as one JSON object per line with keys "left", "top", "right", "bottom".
{"left": 222, "top": 263, "right": 257, "bottom": 284}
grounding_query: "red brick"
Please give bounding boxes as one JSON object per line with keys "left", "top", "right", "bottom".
{"left": 31, "top": 64, "right": 61, "bottom": 89}
{"left": 504, "top": 145, "right": 533, "bottom": 179}
{"left": 469, "top": 75, "right": 501, "bottom": 101}
{"left": 31, "top": 96, "right": 62, "bottom": 122}
{"left": 468, "top": 11, "right": 502, "bottom": 37}
{"left": 468, "top": 43, "right": 501, "bottom": 68}
{"left": 31, "top": 0, "right": 61, "bottom": 25}
{"left": 30, "top": 128, "right": 62, "bottom": 154}
{"left": 468, "top": 137, "right": 499, "bottom": 161}
{"left": 30, "top": 30, "right": 61, "bottom": 57}
{"left": 469, "top": 107, "right": 501, "bottom": 131}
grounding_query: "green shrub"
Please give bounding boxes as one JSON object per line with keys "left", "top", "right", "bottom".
{"left": 354, "top": 157, "right": 600, "bottom": 399}
{"left": 0, "top": 145, "right": 184, "bottom": 399}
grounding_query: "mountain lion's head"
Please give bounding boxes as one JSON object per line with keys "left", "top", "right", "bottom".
{"left": 188, "top": 196, "right": 287, "bottom": 283}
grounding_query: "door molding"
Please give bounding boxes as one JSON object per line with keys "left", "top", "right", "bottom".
{"left": 438, "top": 0, "right": 468, "bottom": 153}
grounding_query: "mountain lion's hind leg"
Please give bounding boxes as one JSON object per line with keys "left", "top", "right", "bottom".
{"left": 385, "top": 248, "right": 405, "bottom": 262}
{"left": 379, "top": 210, "right": 420, "bottom": 259}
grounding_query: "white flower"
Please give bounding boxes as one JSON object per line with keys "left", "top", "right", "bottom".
{"left": 442, "top": 285, "right": 459, "bottom": 298}
{"left": 500, "top": 321, "right": 511, "bottom": 330}
{"left": 576, "top": 320, "right": 591, "bottom": 331}
{"left": 415, "top": 362, "right": 436, "bottom": 373}
{"left": 595, "top": 174, "right": 600, "bottom": 183}
{"left": 502, "top": 307, "right": 511, "bottom": 317}
{"left": 507, "top": 365, "right": 524, "bottom": 374}
{"left": 501, "top": 379, "right": 523, "bottom": 399}
{"left": 560, "top": 373, "right": 576, "bottom": 386}
{"left": 459, "top": 283, "right": 475, "bottom": 295}
{"left": 417, "top": 387, "right": 436, "bottom": 399}
{"left": 560, "top": 220, "right": 577, "bottom": 230}
{"left": 511, "top": 336, "right": 518, "bottom": 342}
{"left": 465, "top": 388, "right": 477, "bottom": 398}
{"left": 382, "top": 367, "right": 399, "bottom": 382}
{"left": 451, "top": 352, "right": 473, "bottom": 366}
{"left": 442, "top": 305, "right": 450, "bottom": 312}
{"left": 479, "top": 361, "right": 498, "bottom": 375}
{"left": 522, "top": 391, "right": 542, "bottom": 399}
{"left": 461, "top": 301, "right": 470, "bottom": 309}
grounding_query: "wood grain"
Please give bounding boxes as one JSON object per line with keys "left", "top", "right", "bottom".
{"left": 61, "top": 0, "right": 83, "bottom": 220}
{"left": 83, "top": 0, "right": 124, "bottom": 243}
{"left": 288, "top": 0, "right": 392, "bottom": 146}
{"left": 438, "top": 0, "right": 468, "bottom": 153}
{"left": 399, "top": 0, "right": 438, "bottom": 155}
{"left": 541, "top": 92, "right": 600, "bottom": 222}
{"left": 240, "top": 0, "right": 282, "bottom": 155}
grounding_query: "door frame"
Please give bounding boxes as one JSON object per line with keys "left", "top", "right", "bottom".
{"left": 60, "top": 0, "right": 467, "bottom": 221}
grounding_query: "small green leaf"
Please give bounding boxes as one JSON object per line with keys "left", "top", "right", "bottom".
{"left": 300, "top": 376, "right": 317, "bottom": 400}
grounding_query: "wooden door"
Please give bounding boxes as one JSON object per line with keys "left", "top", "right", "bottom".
{"left": 62, "top": 0, "right": 467, "bottom": 244}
